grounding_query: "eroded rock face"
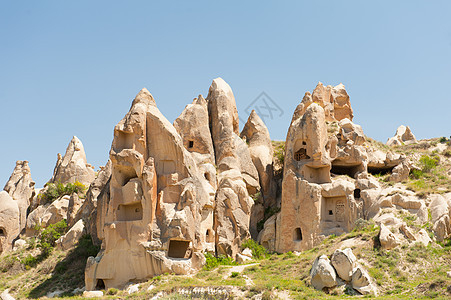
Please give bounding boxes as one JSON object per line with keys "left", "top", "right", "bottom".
{"left": 331, "top": 248, "right": 356, "bottom": 282}
{"left": 3, "top": 160, "right": 35, "bottom": 232}
{"left": 86, "top": 88, "right": 218, "bottom": 290}
{"left": 386, "top": 125, "right": 417, "bottom": 146}
{"left": 207, "top": 78, "right": 255, "bottom": 257}
{"left": 241, "top": 110, "right": 276, "bottom": 208}
{"left": 0, "top": 191, "right": 20, "bottom": 254}
{"left": 294, "top": 82, "right": 353, "bottom": 123}
{"left": 50, "top": 136, "right": 95, "bottom": 186}
{"left": 277, "top": 103, "right": 362, "bottom": 252}
{"left": 310, "top": 255, "right": 337, "bottom": 290}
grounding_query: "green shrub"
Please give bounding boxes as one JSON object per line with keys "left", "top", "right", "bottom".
{"left": 241, "top": 239, "right": 269, "bottom": 259}
{"left": 203, "top": 253, "right": 237, "bottom": 270}
{"left": 419, "top": 155, "right": 439, "bottom": 173}
{"left": 230, "top": 271, "right": 239, "bottom": 278}
{"left": 439, "top": 137, "right": 447, "bottom": 143}
{"left": 107, "top": 288, "right": 118, "bottom": 295}
{"left": 38, "top": 181, "right": 86, "bottom": 204}
{"left": 38, "top": 220, "right": 68, "bottom": 256}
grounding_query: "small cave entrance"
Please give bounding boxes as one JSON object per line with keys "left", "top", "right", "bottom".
{"left": 293, "top": 227, "right": 303, "bottom": 242}
{"left": 96, "top": 279, "right": 105, "bottom": 290}
{"left": 354, "top": 188, "right": 361, "bottom": 199}
{"left": 117, "top": 202, "right": 143, "bottom": 221}
{"left": 204, "top": 172, "right": 210, "bottom": 182}
{"left": 206, "top": 229, "right": 214, "bottom": 243}
{"left": 367, "top": 166, "right": 395, "bottom": 176}
{"left": 294, "top": 148, "right": 310, "bottom": 161}
{"left": 188, "top": 140, "right": 194, "bottom": 149}
{"left": 0, "top": 227, "right": 6, "bottom": 238}
{"left": 330, "top": 163, "right": 361, "bottom": 178}
{"left": 168, "top": 240, "right": 191, "bottom": 259}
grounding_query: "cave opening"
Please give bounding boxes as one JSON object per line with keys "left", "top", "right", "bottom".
{"left": 168, "top": 240, "right": 191, "bottom": 258}
{"left": 367, "top": 166, "right": 395, "bottom": 176}
{"left": 96, "top": 279, "right": 105, "bottom": 290}
{"left": 330, "top": 164, "right": 360, "bottom": 178}
{"left": 293, "top": 227, "right": 303, "bottom": 242}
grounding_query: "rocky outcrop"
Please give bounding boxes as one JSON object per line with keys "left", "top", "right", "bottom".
{"left": 379, "top": 223, "right": 399, "bottom": 250}
{"left": 86, "top": 88, "right": 216, "bottom": 290}
{"left": 310, "top": 255, "right": 337, "bottom": 290}
{"left": 429, "top": 194, "right": 451, "bottom": 242}
{"left": 311, "top": 249, "right": 377, "bottom": 295}
{"left": 3, "top": 160, "right": 35, "bottom": 232}
{"left": 207, "top": 78, "right": 256, "bottom": 257}
{"left": 293, "top": 82, "right": 353, "bottom": 123}
{"left": 331, "top": 248, "right": 356, "bottom": 282}
{"left": 386, "top": 125, "right": 417, "bottom": 146}
{"left": 277, "top": 103, "right": 362, "bottom": 252}
{"left": 241, "top": 110, "right": 276, "bottom": 208}
{"left": 0, "top": 191, "right": 20, "bottom": 254}
{"left": 75, "top": 160, "right": 112, "bottom": 245}
{"left": 57, "top": 219, "right": 85, "bottom": 250}
{"left": 50, "top": 136, "right": 95, "bottom": 186}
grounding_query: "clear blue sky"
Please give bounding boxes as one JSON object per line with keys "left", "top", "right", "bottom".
{"left": 1, "top": 1, "right": 450, "bottom": 187}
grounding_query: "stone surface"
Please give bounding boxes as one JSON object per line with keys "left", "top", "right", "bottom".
{"left": 386, "top": 125, "right": 417, "bottom": 146}
{"left": 40, "top": 196, "right": 70, "bottom": 227}
{"left": 3, "top": 160, "right": 35, "bottom": 231}
{"left": 236, "top": 253, "right": 252, "bottom": 263}
{"left": 25, "top": 205, "right": 47, "bottom": 236}
{"left": 75, "top": 160, "right": 112, "bottom": 245}
{"left": 331, "top": 248, "right": 356, "bottom": 282}
{"left": 241, "top": 110, "right": 276, "bottom": 207}
{"left": 351, "top": 266, "right": 377, "bottom": 295}
{"left": 416, "top": 229, "right": 432, "bottom": 247}
{"left": 0, "top": 191, "right": 20, "bottom": 254}
{"left": 50, "top": 136, "right": 95, "bottom": 186}
{"left": 86, "top": 87, "right": 218, "bottom": 290}
{"left": 310, "top": 255, "right": 337, "bottom": 290}
{"left": 0, "top": 289, "right": 15, "bottom": 300}
{"left": 82, "top": 291, "right": 104, "bottom": 298}
{"left": 208, "top": 78, "right": 255, "bottom": 257}
{"left": 379, "top": 223, "right": 399, "bottom": 250}
{"left": 56, "top": 219, "right": 85, "bottom": 250}
{"left": 429, "top": 194, "right": 451, "bottom": 242}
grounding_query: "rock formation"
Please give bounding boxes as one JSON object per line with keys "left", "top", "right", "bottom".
{"left": 386, "top": 125, "right": 417, "bottom": 146}
{"left": 241, "top": 110, "right": 277, "bottom": 208}
{"left": 207, "top": 78, "right": 257, "bottom": 256}
{"left": 311, "top": 248, "right": 377, "bottom": 295}
{"left": 50, "top": 136, "right": 96, "bottom": 186}
{"left": 0, "top": 191, "right": 20, "bottom": 254}
{"left": 3, "top": 161, "right": 35, "bottom": 232}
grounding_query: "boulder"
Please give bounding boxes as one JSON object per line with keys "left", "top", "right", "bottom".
{"left": 56, "top": 219, "right": 85, "bottom": 250}
{"left": 386, "top": 125, "right": 417, "bottom": 146}
{"left": 3, "top": 160, "right": 35, "bottom": 231}
{"left": 378, "top": 223, "right": 399, "bottom": 250}
{"left": 416, "top": 229, "right": 432, "bottom": 247}
{"left": 310, "top": 255, "right": 337, "bottom": 290}
{"left": 40, "top": 196, "right": 70, "bottom": 227}
{"left": 25, "top": 205, "right": 47, "bottom": 236}
{"left": 82, "top": 291, "right": 103, "bottom": 298}
{"left": 331, "top": 248, "right": 357, "bottom": 281}
{"left": 351, "top": 266, "right": 377, "bottom": 295}
{"left": 429, "top": 194, "right": 451, "bottom": 242}
{"left": 257, "top": 213, "right": 278, "bottom": 252}
{"left": 0, "top": 191, "right": 20, "bottom": 254}
{"left": 236, "top": 253, "right": 252, "bottom": 263}
{"left": 50, "top": 136, "right": 95, "bottom": 186}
